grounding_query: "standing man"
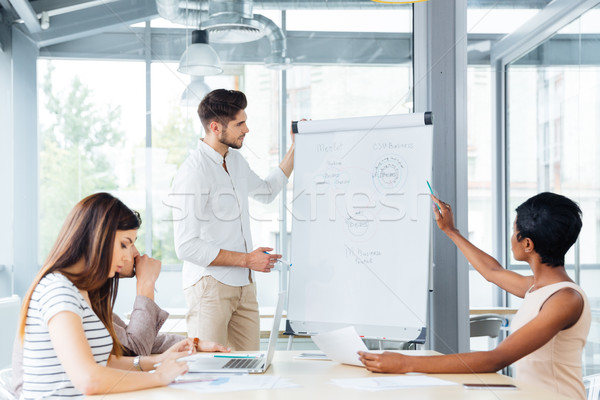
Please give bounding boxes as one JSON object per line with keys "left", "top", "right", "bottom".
{"left": 171, "top": 89, "right": 294, "bottom": 351}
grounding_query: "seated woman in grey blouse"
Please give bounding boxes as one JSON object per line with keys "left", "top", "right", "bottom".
{"left": 114, "top": 245, "right": 229, "bottom": 356}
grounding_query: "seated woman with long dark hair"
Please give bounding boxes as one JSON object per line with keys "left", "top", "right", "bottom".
{"left": 16, "top": 193, "right": 189, "bottom": 398}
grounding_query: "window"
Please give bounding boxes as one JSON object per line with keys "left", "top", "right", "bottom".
{"left": 36, "top": 7, "right": 413, "bottom": 318}
{"left": 467, "top": 66, "right": 494, "bottom": 307}
{"left": 465, "top": 0, "right": 548, "bottom": 309}
{"left": 506, "top": 5, "right": 600, "bottom": 374}
{"left": 38, "top": 60, "right": 146, "bottom": 262}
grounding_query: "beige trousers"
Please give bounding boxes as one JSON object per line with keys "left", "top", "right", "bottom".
{"left": 184, "top": 275, "right": 260, "bottom": 351}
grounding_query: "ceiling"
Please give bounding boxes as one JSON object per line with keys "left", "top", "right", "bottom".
{"left": 0, "top": 0, "right": 561, "bottom": 68}
{"left": 0, "top": 0, "right": 554, "bottom": 49}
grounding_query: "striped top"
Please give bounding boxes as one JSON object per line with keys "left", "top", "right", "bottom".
{"left": 22, "top": 273, "right": 113, "bottom": 399}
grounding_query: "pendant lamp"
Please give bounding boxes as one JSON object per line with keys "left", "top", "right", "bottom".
{"left": 178, "top": 30, "right": 223, "bottom": 76}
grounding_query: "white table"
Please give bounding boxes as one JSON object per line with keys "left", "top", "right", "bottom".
{"left": 87, "top": 350, "right": 571, "bottom": 400}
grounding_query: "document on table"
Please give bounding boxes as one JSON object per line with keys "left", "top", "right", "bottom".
{"left": 293, "top": 352, "right": 331, "bottom": 361}
{"left": 169, "top": 375, "right": 299, "bottom": 392}
{"left": 311, "top": 326, "right": 368, "bottom": 367}
{"left": 332, "top": 376, "right": 459, "bottom": 391}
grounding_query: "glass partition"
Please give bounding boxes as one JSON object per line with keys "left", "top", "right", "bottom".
{"left": 466, "top": 0, "right": 550, "bottom": 311}
{"left": 467, "top": 66, "right": 495, "bottom": 308}
{"left": 506, "top": 5, "right": 600, "bottom": 374}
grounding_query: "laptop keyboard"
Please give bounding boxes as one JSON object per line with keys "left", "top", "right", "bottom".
{"left": 223, "top": 358, "right": 263, "bottom": 369}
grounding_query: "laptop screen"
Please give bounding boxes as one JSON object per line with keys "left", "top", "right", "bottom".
{"left": 265, "top": 291, "right": 286, "bottom": 366}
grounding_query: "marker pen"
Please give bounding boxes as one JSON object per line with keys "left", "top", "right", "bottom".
{"left": 263, "top": 251, "right": 292, "bottom": 267}
{"left": 426, "top": 180, "right": 442, "bottom": 212}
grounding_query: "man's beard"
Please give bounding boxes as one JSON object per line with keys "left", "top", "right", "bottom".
{"left": 219, "top": 127, "right": 243, "bottom": 149}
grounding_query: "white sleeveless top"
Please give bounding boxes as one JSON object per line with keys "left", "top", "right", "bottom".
{"left": 511, "top": 281, "right": 591, "bottom": 400}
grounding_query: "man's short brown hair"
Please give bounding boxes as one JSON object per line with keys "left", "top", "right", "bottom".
{"left": 197, "top": 89, "right": 247, "bottom": 131}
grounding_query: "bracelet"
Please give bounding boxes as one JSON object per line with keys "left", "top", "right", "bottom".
{"left": 133, "top": 355, "right": 143, "bottom": 371}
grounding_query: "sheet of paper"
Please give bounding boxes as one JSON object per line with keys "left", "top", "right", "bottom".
{"left": 311, "top": 326, "right": 368, "bottom": 366}
{"left": 172, "top": 372, "right": 246, "bottom": 384}
{"left": 293, "top": 352, "right": 331, "bottom": 361}
{"left": 169, "top": 375, "right": 299, "bottom": 392}
{"left": 331, "top": 375, "right": 459, "bottom": 391}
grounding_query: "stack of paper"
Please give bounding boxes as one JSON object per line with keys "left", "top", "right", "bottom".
{"left": 293, "top": 352, "right": 331, "bottom": 361}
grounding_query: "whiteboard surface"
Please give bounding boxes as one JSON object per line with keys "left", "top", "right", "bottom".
{"left": 288, "top": 114, "right": 433, "bottom": 341}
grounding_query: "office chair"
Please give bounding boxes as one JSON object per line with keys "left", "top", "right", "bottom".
{"left": 584, "top": 373, "right": 600, "bottom": 400}
{"left": 470, "top": 314, "right": 503, "bottom": 338}
{"left": 470, "top": 314, "right": 504, "bottom": 351}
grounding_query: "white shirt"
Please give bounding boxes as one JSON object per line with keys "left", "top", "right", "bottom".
{"left": 171, "top": 139, "right": 288, "bottom": 288}
{"left": 22, "top": 273, "right": 113, "bottom": 399}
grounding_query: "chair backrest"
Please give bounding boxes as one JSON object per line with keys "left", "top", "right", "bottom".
{"left": 0, "top": 296, "right": 20, "bottom": 369}
{"left": 0, "top": 368, "right": 15, "bottom": 400}
{"left": 584, "top": 373, "right": 600, "bottom": 400}
{"left": 469, "top": 314, "right": 504, "bottom": 338}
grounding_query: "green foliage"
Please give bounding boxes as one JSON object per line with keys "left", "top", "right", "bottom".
{"left": 151, "top": 107, "right": 201, "bottom": 264}
{"left": 38, "top": 62, "right": 125, "bottom": 262}
{"left": 153, "top": 107, "right": 200, "bottom": 168}
{"left": 38, "top": 62, "right": 200, "bottom": 265}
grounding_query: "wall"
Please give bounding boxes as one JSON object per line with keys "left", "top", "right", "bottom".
{"left": 0, "top": 20, "right": 14, "bottom": 297}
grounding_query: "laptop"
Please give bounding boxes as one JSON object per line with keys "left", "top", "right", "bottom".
{"left": 177, "top": 291, "right": 285, "bottom": 375}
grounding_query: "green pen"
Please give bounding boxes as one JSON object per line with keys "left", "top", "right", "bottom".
{"left": 427, "top": 180, "right": 442, "bottom": 211}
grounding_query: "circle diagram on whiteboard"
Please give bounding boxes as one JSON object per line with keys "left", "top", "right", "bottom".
{"left": 344, "top": 210, "right": 376, "bottom": 242}
{"left": 372, "top": 155, "right": 408, "bottom": 193}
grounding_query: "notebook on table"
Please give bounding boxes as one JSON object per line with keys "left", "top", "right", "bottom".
{"left": 177, "top": 291, "right": 286, "bottom": 375}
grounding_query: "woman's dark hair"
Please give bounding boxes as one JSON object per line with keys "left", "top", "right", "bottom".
{"left": 515, "top": 192, "right": 582, "bottom": 267}
{"left": 197, "top": 89, "right": 247, "bottom": 131}
{"left": 18, "top": 192, "right": 141, "bottom": 357}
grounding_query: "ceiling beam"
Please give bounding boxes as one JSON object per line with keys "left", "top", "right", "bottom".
{"left": 491, "top": 0, "right": 600, "bottom": 64}
{"left": 31, "top": 0, "right": 106, "bottom": 13}
{"left": 28, "top": 0, "right": 158, "bottom": 48}
{"left": 0, "top": 0, "right": 18, "bottom": 21}
{"left": 38, "top": 29, "right": 508, "bottom": 66}
{"left": 30, "top": 0, "right": 121, "bottom": 17}
{"left": 39, "top": 29, "right": 412, "bottom": 65}
{"left": 466, "top": 0, "right": 552, "bottom": 8}
{"left": 40, "top": 28, "right": 598, "bottom": 67}
{"left": 8, "top": 0, "right": 40, "bottom": 33}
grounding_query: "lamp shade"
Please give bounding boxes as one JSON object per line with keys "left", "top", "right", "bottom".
{"left": 178, "top": 30, "right": 223, "bottom": 76}
{"left": 180, "top": 76, "right": 211, "bottom": 107}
